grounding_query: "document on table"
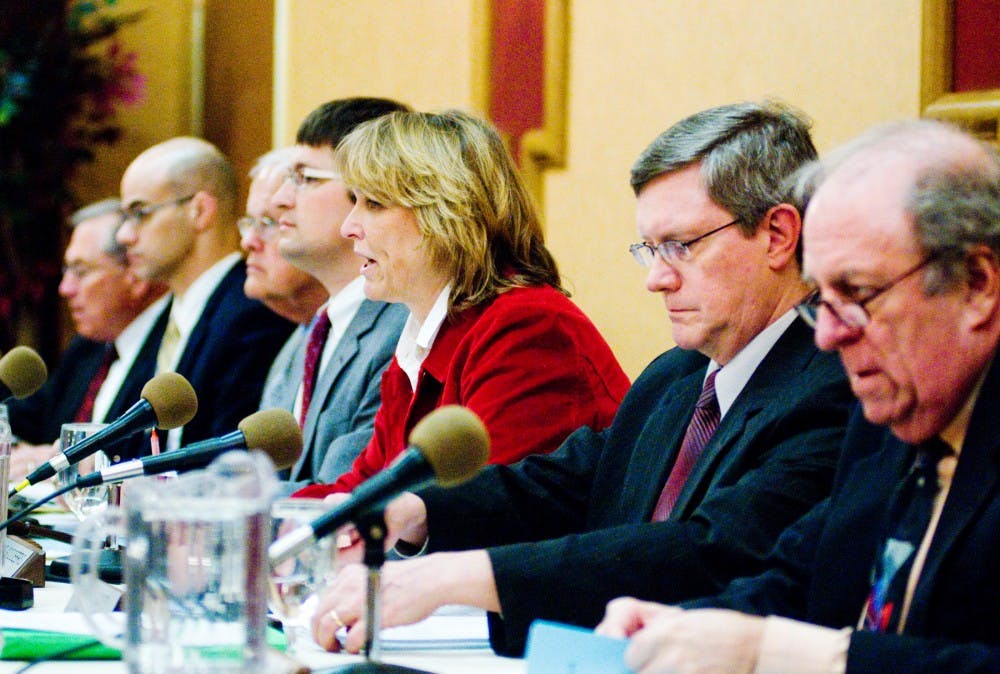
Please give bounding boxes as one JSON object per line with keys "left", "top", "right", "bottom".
{"left": 336, "top": 605, "right": 490, "bottom": 651}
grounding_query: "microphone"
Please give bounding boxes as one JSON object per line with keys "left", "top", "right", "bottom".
{"left": 74, "top": 408, "right": 302, "bottom": 487}
{"left": 10, "top": 372, "right": 198, "bottom": 495}
{"left": 269, "top": 405, "right": 489, "bottom": 567}
{"left": 0, "top": 346, "right": 48, "bottom": 402}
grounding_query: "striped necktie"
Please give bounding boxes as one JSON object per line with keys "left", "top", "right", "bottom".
{"left": 651, "top": 369, "right": 720, "bottom": 521}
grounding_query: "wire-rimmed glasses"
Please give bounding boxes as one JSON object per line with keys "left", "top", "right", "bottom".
{"left": 796, "top": 256, "right": 936, "bottom": 329}
{"left": 629, "top": 218, "right": 741, "bottom": 266}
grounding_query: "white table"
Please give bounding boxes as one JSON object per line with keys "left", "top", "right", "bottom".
{"left": 0, "top": 581, "right": 525, "bottom": 673}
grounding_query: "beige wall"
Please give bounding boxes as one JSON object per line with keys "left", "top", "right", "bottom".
{"left": 74, "top": 0, "right": 273, "bottom": 208}
{"left": 548, "top": 0, "right": 923, "bottom": 376}
{"left": 273, "top": 0, "right": 488, "bottom": 144}
{"left": 93, "top": 0, "right": 923, "bottom": 378}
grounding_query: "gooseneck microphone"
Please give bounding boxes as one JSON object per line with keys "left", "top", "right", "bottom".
{"left": 10, "top": 372, "right": 198, "bottom": 495}
{"left": 0, "top": 346, "right": 48, "bottom": 402}
{"left": 75, "top": 408, "right": 302, "bottom": 487}
{"left": 0, "top": 409, "right": 301, "bottom": 535}
{"left": 269, "top": 405, "right": 489, "bottom": 567}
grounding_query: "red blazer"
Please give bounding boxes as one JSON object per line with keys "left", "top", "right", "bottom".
{"left": 295, "top": 285, "right": 630, "bottom": 496}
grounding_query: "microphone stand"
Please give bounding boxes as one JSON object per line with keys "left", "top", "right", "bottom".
{"left": 329, "top": 509, "right": 430, "bottom": 674}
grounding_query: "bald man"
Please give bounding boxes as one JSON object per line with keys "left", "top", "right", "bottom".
{"left": 116, "top": 137, "right": 294, "bottom": 448}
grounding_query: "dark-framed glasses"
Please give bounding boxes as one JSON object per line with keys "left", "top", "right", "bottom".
{"left": 796, "top": 256, "right": 936, "bottom": 329}
{"left": 629, "top": 218, "right": 741, "bottom": 267}
{"left": 237, "top": 215, "right": 280, "bottom": 240}
{"left": 120, "top": 194, "right": 195, "bottom": 225}
{"left": 285, "top": 165, "right": 340, "bottom": 188}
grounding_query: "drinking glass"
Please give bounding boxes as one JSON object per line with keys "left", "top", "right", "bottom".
{"left": 56, "top": 422, "right": 111, "bottom": 520}
{"left": 269, "top": 498, "right": 336, "bottom": 651}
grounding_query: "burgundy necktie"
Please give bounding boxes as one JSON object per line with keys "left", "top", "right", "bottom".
{"left": 74, "top": 344, "right": 118, "bottom": 423}
{"left": 300, "top": 312, "right": 332, "bottom": 427}
{"left": 651, "top": 369, "right": 720, "bottom": 521}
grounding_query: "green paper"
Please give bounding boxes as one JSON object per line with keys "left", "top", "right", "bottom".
{"left": 0, "top": 626, "right": 286, "bottom": 660}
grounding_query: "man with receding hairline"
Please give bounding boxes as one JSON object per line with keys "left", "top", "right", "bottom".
{"left": 597, "top": 120, "right": 1000, "bottom": 674}
{"left": 9, "top": 198, "right": 168, "bottom": 476}
{"left": 117, "top": 137, "right": 294, "bottom": 448}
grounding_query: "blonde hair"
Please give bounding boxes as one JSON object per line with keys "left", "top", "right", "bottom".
{"left": 336, "top": 109, "right": 563, "bottom": 312}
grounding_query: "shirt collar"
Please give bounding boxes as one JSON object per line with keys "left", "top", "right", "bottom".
{"left": 712, "top": 308, "right": 798, "bottom": 417}
{"left": 323, "top": 275, "right": 367, "bottom": 328}
{"left": 396, "top": 285, "right": 451, "bottom": 391}
{"left": 114, "top": 294, "right": 170, "bottom": 365}
{"left": 170, "top": 252, "right": 242, "bottom": 335}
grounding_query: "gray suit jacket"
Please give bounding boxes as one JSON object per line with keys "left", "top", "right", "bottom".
{"left": 267, "top": 300, "right": 407, "bottom": 493}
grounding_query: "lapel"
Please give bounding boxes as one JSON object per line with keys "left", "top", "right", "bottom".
{"left": 296, "top": 301, "right": 384, "bottom": 478}
{"left": 619, "top": 361, "right": 706, "bottom": 518}
{"left": 175, "top": 263, "right": 243, "bottom": 375}
{"left": 106, "top": 300, "right": 171, "bottom": 420}
{"left": 906, "top": 356, "right": 1000, "bottom": 628}
{"left": 672, "top": 319, "right": 817, "bottom": 516}
{"left": 273, "top": 325, "right": 307, "bottom": 410}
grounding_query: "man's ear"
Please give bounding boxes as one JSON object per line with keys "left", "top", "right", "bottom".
{"left": 961, "top": 245, "right": 1000, "bottom": 331}
{"left": 188, "top": 191, "right": 218, "bottom": 233}
{"left": 763, "top": 203, "right": 801, "bottom": 271}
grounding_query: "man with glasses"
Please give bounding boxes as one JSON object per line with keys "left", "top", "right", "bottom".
{"left": 9, "top": 199, "right": 168, "bottom": 474}
{"left": 241, "top": 147, "right": 328, "bottom": 326}
{"left": 597, "top": 120, "right": 1000, "bottom": 672}
{"left": 310, "top": 101, "right": 853, "bottom": 657}
{"left": 116, "top": 137, "right": 294, "bottom": 448}
{"left": 267, "top": 99, "right": 408, "bottom": 490}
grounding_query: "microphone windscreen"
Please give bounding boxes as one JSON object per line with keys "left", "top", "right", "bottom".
{"left": 0, "top": 346, "right": 47, "bottom": 399}
{"left": 409, "top": 405, "right": 489, "bottom": 486}
{"left": 238, "top": 408, "right": 302, "bottom": 470}
{"left": 141, "top": 372, "right": 198, "bottom": 429}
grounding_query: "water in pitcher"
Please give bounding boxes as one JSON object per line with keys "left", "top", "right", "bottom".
{"left": 124, "top": 498, "right": 270, "bottom": 673}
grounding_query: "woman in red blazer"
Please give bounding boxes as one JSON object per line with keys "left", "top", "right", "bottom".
{"left": 295, "top": 109, "right": 629, "bottom": 498}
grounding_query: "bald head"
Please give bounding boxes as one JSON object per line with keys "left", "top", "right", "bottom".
{"left": 800, "top": 120, "right": 1000, "bottom": 445}
{"left": 117, "top": 137, "right": 241, "bottom": 295}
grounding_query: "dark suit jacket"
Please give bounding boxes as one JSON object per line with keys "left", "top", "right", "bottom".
{"left": 8, "top": 336, "right": 106, "bottom": 444}
{"left": 172, "top": 261, "right": 295, "bottom": 444}
{"left": 419, "top": 318, "right": 853, "bottom": 656}
{"left": 690, "top": 357, "right": 1000, "bottom": 673}
{"left": 8, "top": 307, "right": 167, "bottom": 460}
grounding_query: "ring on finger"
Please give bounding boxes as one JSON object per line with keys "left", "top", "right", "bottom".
{"left": 328, "top": 608, "right": 346, "bottom": 629}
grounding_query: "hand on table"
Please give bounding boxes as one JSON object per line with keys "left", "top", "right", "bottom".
{"left": 598, "top": 598, "right": 764, "bottom": 674}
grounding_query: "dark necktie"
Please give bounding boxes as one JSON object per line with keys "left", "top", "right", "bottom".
{"left": 862, "top": 438, "right": 950, "bottom": 633}
{"left": 651, "top": 369, "right": 721, "bottom": 522}
{"left": 74, "top": 344, "right": 118, "bottom": 423}
{"left": 300, "top": 311, "right": 332, "bottom": 428}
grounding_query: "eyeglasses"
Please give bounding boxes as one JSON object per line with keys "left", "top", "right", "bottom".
{"left": 62, "top": 262, "right": 107, "bottom": 281}
{"left": 284, "top": 165, "right": 340, "bottom": 188}
{"left": 796, "top": 256, "right": 936, "bottom": 330}
{"left": 237, "top": 215, "right": 279, "bottom": 240}
{"left": 120, "top": 194, "right": 195, "bottom": 225}
{"left": 629, "top": 218, "right": 741, "bottom": 267}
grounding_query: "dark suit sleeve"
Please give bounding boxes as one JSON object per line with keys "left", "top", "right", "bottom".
{"left": 484, "top": 382, "right": 849, "bottom": 655}
{"left": 420, "top": 424, "right": 609, "bottom": 552}
{"left": 196, "top": 306, "right": 293, "bottom": 439}
{"left": 847, "top": 632, "right": 1000, "bottom": 673}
